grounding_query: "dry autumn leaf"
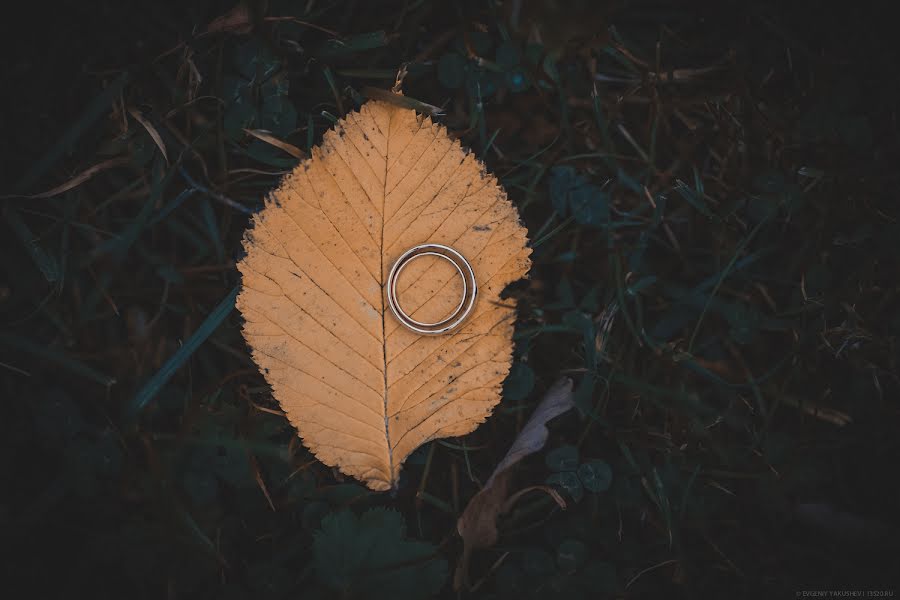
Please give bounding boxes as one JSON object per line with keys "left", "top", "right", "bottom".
{"left": 236, "top": 99, "right": 531, "bottom": 491}
{"left": 454, "top": 377, "right": 573, "bottom": 590}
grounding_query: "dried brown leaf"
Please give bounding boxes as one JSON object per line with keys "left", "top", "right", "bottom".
{"left": 205, "top": 2, "right": 254, "bottom": 34}
{"left": 2, "top": 157, "right": 129, "bottom": 199}
{"left": 243, "top": 128, "right": 306, "bottom": 160}
{"left": 128, "top": 108, "right": 168, "bottom": 163}
{"left": 453, "top": 377, "right": 574, "bottom": 590}
{"left": 236, "top": 100, "right": 532, "bottom": 491}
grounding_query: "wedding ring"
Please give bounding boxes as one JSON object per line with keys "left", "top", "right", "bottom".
{"left": 386, "top": 244, "right": 477, "bottom": 335}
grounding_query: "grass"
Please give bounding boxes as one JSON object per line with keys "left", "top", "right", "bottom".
{"left": 2, "top": 0, "right": 899, "bottom": 598}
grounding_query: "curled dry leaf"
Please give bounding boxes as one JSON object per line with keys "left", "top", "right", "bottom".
{"left": 236, "top": 99, "right": 532, "bottom": 491}
{"left": 243, "top": 128, "right": 307, "bottom": 160}
{"left": 454, "top": 377, "right": 575, "bottom": 590}
{"left": 128, "top": 108, "right": 168, "bottom": 164}
{"left": 2, "top": 157, "right": 129, "bottom": 199}
{"left": 205, "top": 1, "right": 254, "bottom": 34}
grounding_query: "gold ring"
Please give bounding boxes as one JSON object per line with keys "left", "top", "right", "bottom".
{"left": 386, "top": 244, "right": 477, "bottom": 335}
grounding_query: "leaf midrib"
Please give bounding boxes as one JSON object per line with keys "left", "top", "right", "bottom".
{"left": 379, "top": 107, "right": 395, "bottom": 487}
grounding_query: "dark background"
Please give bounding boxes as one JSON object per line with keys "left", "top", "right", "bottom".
{"left": 1, "top": 1, "right": 899, "bottom": 598}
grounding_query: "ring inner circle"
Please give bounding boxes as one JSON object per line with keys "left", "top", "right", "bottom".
{"left": 392, "top": 251, "right": 466, "bottom": 327}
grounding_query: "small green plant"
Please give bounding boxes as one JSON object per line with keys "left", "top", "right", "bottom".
{"left": 545, "top": 444, "right": 613, "bottom": 502}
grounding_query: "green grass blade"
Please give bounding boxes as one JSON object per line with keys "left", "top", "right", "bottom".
{"left": 316, "top": 31, "right": 387, "bottom": 60}
{"left": 2, "top": 207, "right": 61, "bottom": 283}
{"left": 127, "top": 286, "right": 239, "bottom": 421}
{"left": 687, "top": 211, "right": 773, "bottom": 352}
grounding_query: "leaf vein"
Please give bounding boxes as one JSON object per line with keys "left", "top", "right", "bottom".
{"left": 385, "top": 128, "right": 440, "bottom": 198}
{"left": 390, "top": 378, "right": 506, "bottom": 451}
{"left": 241, "top": 300, "right": 381, "bottom": 374}
{"left": 245, "top": 230, "right": 381, "bottom": 345}
{"left": 252, "top": 347, "right": 383, "bottom": 424}
{"left": 391, "top": 319, "right": 512, "bottom": 415}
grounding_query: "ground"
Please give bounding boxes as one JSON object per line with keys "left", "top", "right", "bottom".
{"left": 1, "top": 1, "right": 899, "bottom": 598}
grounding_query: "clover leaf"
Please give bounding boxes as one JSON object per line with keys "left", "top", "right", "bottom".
{"left": 313, "top": 508, "right": 447, "bottom": 600}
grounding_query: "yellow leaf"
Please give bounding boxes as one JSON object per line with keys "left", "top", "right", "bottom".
{"left": 236, "top": 100, "right": 531, "bottom": 491}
